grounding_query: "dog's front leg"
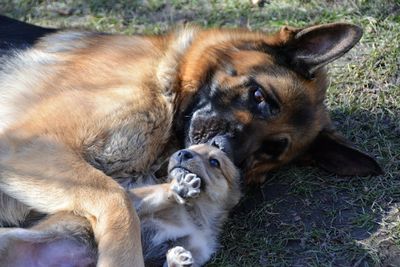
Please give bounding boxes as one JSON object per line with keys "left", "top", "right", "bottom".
{"left": 0, "top": 133, "right": 144, "bottom": 267}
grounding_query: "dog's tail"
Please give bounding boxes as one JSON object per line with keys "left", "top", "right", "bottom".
{"left": 0, "top": 15, "right": 56, "bottom": 53}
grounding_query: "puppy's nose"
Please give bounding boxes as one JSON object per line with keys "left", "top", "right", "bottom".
{"left": 176, "top": 149, "right": 194, "bottom": 163}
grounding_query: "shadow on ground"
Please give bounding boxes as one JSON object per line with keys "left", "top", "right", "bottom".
{"left": 211, "top": 108, "right": 400, "bottom": 266}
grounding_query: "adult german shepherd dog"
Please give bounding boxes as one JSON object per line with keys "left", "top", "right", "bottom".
{"left": 0, "top": 16, "right": 381, "bottom": 266}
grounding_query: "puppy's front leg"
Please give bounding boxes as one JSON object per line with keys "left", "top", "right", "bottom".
{"left": 128, "top": 172, "right": 201, "bottom": 216}
{"left": 128, "top": 183, "right": 176, "bottom": 216}
{"left": 0, "top": 132, "right": 144, "bottom": 267}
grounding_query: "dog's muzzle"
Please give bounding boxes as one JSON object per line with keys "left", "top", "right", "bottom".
{"left": 208, "top": 135, "right": 234, "bottom": 160}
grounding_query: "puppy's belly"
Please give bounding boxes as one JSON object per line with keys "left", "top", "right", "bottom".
{"left": 0, "top": 192, "right": 30, "bottom": 227}
{"left": 141, "top": 222, "right": 171, "bottom": 266}
{"left": 141, "top": 216, "right": 203, "bottom": 265}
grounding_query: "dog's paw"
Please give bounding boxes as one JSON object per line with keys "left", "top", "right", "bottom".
{"left": 166, "top": 246, "right": 193, "bottom": 267}
{"left": 171, "top": 173, "right": 201, "bottom": 204}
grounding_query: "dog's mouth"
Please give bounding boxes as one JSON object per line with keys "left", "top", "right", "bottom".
{"left": 185, "top": 111, "right": 239, "bottom": 161}
{"left": 188, "top": 115, "right": 235, "bottom": 145}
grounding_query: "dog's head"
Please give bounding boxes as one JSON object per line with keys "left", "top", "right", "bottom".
{"left": 176, "top": 23, "right": 382, "bottom": 183}
{"left": 168, "top": 144, "right": 241, "bottom": 207}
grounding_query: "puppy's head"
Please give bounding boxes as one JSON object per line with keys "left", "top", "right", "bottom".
{"left": 168, "top": 144, "right": 241, "bottom": 207}
{"left": 177, "top": 23, "right": 382, "bottom": 183}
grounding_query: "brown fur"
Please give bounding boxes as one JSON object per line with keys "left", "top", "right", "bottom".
{"left": 0, "top": 20, "right": 382, "bottom": 266}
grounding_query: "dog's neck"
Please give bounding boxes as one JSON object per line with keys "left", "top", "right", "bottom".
{"left": 156, "top": 26, "right": 199, "bottom": 101}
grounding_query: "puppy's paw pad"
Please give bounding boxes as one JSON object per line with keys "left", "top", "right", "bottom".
{"left": 175, "top": 173, "right": 201, "bottom": 199}
{"left": 171, "top": 172, "right": 202, "bottom": 202}
{"left": 183, "top": 173, "right": 201, "bottom": 189}
{"left": 167, "top": 246, "right": 193, "bottom": 267}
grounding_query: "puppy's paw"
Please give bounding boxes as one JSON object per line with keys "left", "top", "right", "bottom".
{"left": 171, "top": 173, "right": 201, "bottom": 204}
{"left": 166, "top": 246, "right": 193, "bottom": 267}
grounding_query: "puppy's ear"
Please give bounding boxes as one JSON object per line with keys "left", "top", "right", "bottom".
{"left": 282, "top": 23, "right": 363, "bottom": 78}
{"left": 303, "top": 129, "right": 383, "bottom": 176}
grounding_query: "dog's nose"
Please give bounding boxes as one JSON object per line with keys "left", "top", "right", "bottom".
{"left": 209, "top": 135, "right": 233, "bottom": 159}
{"left": 176, "top": 149, "right": 194, "bottom": 163}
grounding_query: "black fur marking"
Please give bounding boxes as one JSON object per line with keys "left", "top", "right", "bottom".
{"left": 260, "top": 138, "right": 288, "bottom": 160}
{"left": 0, "top": 15, "right": 56, "bottom": 54}
{"left": 141, "top": 223, "right": 190, "bottom": 267}
{"left": 289, "top": 97, "right": 314, "bottom": 128}
{"left": 141, "top": 224, "right": 170, "bottom": 267}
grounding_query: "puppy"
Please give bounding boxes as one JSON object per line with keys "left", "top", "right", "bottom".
{"left": 0, "top": 144, "right": 242, "bottom": 267}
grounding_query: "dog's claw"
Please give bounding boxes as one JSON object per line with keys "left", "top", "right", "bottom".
{"left": 166, "top": 246, "right": 193, "bottom": 267}
{"left": 171, "top": 173, "right": 201, "bottom": 203}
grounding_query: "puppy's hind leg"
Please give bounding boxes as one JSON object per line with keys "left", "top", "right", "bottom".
{"left": 165, "top": 246, "right": 194, "bottom": 267}
{"left": 0, "top": 132, "right": 144, "bottom": 267}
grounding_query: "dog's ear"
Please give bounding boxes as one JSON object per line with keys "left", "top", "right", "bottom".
{"left": 282, "top": 23, "right": 363, "bottom": 78}
{"left": 304, "top": 129, "right": 383, "bottom": 176}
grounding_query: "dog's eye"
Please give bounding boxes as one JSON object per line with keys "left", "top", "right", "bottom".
{"left": 253, "top": 89, "right": 265, "bottom": 104}
{"left": 209, "top": 158, "right": 220, "bottom": 168}
{"left": 249, "top": 84, "right": 280, "bottom": 118}
{"left": 252, "top": 88, "right": 269, "bottom": 115}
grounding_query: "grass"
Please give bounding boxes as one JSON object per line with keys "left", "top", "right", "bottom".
{"left": 1, "top": 0, "right": 399, "bottom": 266}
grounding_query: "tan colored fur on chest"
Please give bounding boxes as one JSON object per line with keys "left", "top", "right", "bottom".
{"left": 83, "top": 87, "right": 175, "bottom": 182}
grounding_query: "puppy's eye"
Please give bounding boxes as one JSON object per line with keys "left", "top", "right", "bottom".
{"left": 209, "top": 158, "right": 220, "bottom": 168}
{"left": 253, "top": 89, "right": 265, "bottom": 104}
